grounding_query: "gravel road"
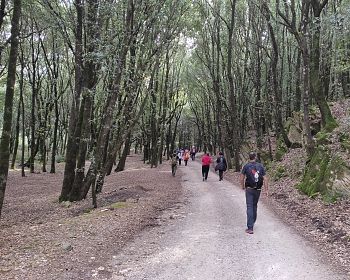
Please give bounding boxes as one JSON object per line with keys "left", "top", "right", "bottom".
{"left": 111, "top": 161, "right": 347, "bottom": 280}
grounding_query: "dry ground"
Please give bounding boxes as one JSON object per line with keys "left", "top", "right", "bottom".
{"left": 224, "top": 167, "right": 350, "bottom": 276}
{"left": 0, "top": 155, "right": 183, "bottom": 280}
{"left": 1, "top": 152, "right": 349, "bottom": 279}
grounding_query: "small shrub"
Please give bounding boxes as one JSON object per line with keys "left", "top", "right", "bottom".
{"left": 274, "top": 166, "right": 286, "bottom": 181}
{"left": 56, "top": 155, "right": 65, "bottom": 163}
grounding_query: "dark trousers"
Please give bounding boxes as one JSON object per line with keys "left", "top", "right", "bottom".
{"left": 219, "top": 170, "right": 224, "bottom": 180}
{"left": 185, "top": 160, "right": 188, "bottom": 166}
{"left": 171, "top": 164, "right": 177, "bottom": 176}
{"left": 178, "top": 159, "right": 182, "bottom": 165}
{"left": 202, "top": 165, "right": 209, "bottom": 180}
{"left": 245, "top": 188, "right": 261, "bottom": 230}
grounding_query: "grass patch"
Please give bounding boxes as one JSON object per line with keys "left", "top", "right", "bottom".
{"left": 83, "top": 208, "right": 94, "bottom": 214}
{"left": 109, "top": 202, "right": 128, "bottom": 209}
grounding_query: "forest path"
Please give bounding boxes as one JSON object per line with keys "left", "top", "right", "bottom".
{"left": 110, "top": 160, "right": 346, "bottom": 280}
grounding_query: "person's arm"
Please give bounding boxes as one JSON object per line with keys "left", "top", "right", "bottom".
{"left": 240, "top": 173, "right": 245, "bottom": 189}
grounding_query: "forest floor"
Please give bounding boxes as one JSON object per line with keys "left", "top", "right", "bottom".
{"left": 110, "top": 161, "right": 348, "bottom": 279}
{"left": 0, "top": 155, "right": 183, "bottom": 279}
{"left": 225, "top": 168, "right": 350, "bottom": 276}
{"left": 0, "top": 153, "right": 349, "bottom": 279}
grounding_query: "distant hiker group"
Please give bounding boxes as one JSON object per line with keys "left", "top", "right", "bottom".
{"left": 170, "top": 148, "right": 228, "bottom": 182}
{"left": 171, "top": 146, "right": 198, "bottom": 176}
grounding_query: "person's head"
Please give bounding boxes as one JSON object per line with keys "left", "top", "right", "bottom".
{"left": 206, "top": 153, "right": 210, "bottom": 156}
{"left": 249, "top": 152, "right": 256, "bottom": 161}
{"left": 219, "top": 152, "right": 223, "bottom": 156}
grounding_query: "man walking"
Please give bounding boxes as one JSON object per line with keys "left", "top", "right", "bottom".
{"left": 240, "top": 152, "right": 268, "bottom": 234}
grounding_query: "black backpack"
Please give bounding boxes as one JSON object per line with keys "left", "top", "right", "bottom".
{"left": 245, "top": 163, "right": 264, "bottom": 189}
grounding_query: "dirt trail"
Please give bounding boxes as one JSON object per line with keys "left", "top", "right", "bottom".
{"left": 111, "top": 160, "right": 347, "bottom": 280}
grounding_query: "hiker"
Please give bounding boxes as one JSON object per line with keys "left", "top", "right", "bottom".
{"left": 215, "top": 152, "right": 227, "bottom": 181}
{"left": 190, "top": 146, "right": 196, "bottom": 161}
{"left": 177, "top": 149, "right": 183, "bottom": 165}
{"left": 184, "top": 150, "right": 190, "bottom": 166}
{"left": 201, "top": 153, "right": 212, "bottom": 181}
{"left": 171, "top": 153, "right": 178, "bottom": 176}
{"left": 240, "top": 152, "right": 269, "bottom": 234}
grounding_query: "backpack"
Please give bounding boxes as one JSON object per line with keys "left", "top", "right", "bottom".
{"left": 184, "top": 153, "right": 190, "bottom": 160}
{"left": 215, "top": 157, "right": 227, "bottom": 171}
{"left": 245, "top": 163, "right": 264, "bottom": 189}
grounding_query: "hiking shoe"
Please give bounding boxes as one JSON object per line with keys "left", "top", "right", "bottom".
{"left": 245, "top": 229, "right": 254, "bottom": 234}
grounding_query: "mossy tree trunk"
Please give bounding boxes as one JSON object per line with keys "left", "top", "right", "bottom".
{"left": 310, "top": 0, "right": 337, "bottom": 132}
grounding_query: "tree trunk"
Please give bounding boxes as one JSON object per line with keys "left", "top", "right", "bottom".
{"left": 60, "top": 0, "right": 84, "bottom": 201}
{"left": 82, "top": 0, "right": 134, "bottom": 200}
{"left": 300, "top": 2, "right": 315, "bottom": 156}
{"left": 295, "top": 50, "right": 302, "bottom": 111}
{"left": 20, "top": 51, "right": 25, "bottom": 178}
{"left": 263, "top": 3, "right": 291, "bottom": 148}
{"left": 115, "top": 132, "right": 132, "bottom": 172}
{"left": 50, "top": 87, "right": 59, "bottom": 174}
{"left": 0, "top": 0, "right": 21, "bottom": 218}
{"left": 29, "top": 26, "right": 37, "bottom": 173}
{"left": 310, "top": 0, "right": 337, "bottom": 131}
{"left": 69, "top": 0, "right": 100, "bottom": 202}
{"left": 10, "top": 99, "right": 21, "bottom": 169}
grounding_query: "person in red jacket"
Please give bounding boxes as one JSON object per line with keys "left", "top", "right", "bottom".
{"left": 201, "top": 153, "right": 212, "bottom": 181}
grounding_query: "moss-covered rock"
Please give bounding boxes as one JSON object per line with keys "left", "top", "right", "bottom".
{"left": 284, "top": 112, "right": 305, "bottom": 149}
{"left": 298, "top": 147, "right": 349, "bottom": 200}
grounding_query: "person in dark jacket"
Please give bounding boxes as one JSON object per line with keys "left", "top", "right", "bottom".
{"left": 240, "top": 152, "right": 269, "bottom": 234}
{"left": 215, "top": 152, "right": 227, "bottom": 181}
